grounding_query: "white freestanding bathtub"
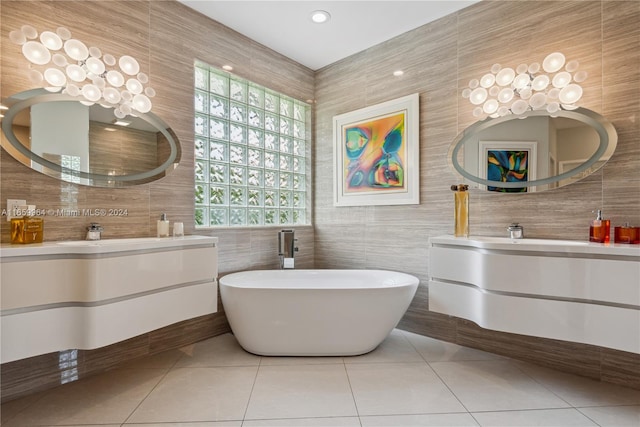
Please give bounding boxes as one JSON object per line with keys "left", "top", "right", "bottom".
{"left": 219, "top": 269, "right": 419, "bottom": 356}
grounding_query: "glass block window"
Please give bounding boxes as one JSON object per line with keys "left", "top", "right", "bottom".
{"left": 194, "top": 61, "right": 311, "bottom": 227}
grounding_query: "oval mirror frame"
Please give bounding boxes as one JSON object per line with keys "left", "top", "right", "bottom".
{"left": 1, "top": 90, "right": 181, "bottom": 187}
{"left": 449, "top": 108, "right": 617, "bottom": 192}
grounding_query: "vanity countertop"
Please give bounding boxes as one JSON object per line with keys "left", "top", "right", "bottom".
{"left": 430, "top": 235, "right": 640, "bottom": 257}
{"left": 0, "top": 235, "right": 218, "bottom": 258}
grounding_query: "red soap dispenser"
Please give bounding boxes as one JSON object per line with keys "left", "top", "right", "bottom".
{"left": 589, "top": 210, "right": 610, "bottom": 243}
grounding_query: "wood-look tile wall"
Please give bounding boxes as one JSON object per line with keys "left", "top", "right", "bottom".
{"left": 315, "top": 0, "right": 640, "bottom": 389}
{"left": 0, "top": 0, "right": 314, "bottom": 402}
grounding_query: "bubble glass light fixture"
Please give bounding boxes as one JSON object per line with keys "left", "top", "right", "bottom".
{"left": 52, "top": 53, "right": 68, "bottom": 67}
{"left": 470, "top": 87, "right": 488, "bottom": 105}
{"left": 21, "top": 25, "right": 38, "bottom": 39}
{"left": 559, "top": 84, "right": 583, "bottom": 104}
{"left": 133, "top": 94, "right": 152, "bottom": 113}
{"left": 40, "top": 31, "right": 62, "bottom": 50}
{"left": 12, "top": 24, "right": 156, "bottom": 115}
{"left": 462, "top": 51, "right": 585, "bottom": 119}
{"left": 64, "top": 39, "right": 89, "bottom": 61}
{"left": 119, "top": 55, "right": 140, "bottom": 75}
{"left": 10, "top": 30, "right": 27, "bottom": 45}
{"left": 480, "top": 73, "right": 496, "bottom": 88}
{"left": 44, "top": 68, "right": 66, "bottom": 87}
{"left": 483, "top": 99, "right": 499, "bottom": 114}
{"left": 498, "top": 88, "right": 514, "bottom": 103}
{"left": 86, "top": 57, "right": 105, "bottom": 75}
{"left": 28, "top": 69, "right": 44, "bottom": 85}
{"left": 81, "top": 84, "right": 101, "bottom": 102}
{"left": 531, "top": 75, "right": 550, "bottom": 91}
{"left": 106, "top": 70, "right": 125, "bottom": 87}
{"left": 496, "top": 67, "right": 515, "bottom": 86}
{"left": 56, "top": 27, "right": 71, "bottom": 40}
{"left": 513, "top": 74, "right": 530, "bottom": 89}
{"left": 542, "top": 52, "right": 565, "bottom": 73}
{"left": 22, "top": 41, "right": 51, "bottom": 65}
{"left": 552, "top": 71, "right": 572, "bottom": 88}
{"left": 126, "top": 78, "right": 143, "bottom": 94}
{"left": 103, "top": 54, "right": 116, "bottom": 66}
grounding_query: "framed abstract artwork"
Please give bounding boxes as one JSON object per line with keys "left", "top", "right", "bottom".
{"left": 478, "top": 141, "right": 537, "bottom": 193}
{"left": 333, "top": 93, "right": 420, "bottom": 206}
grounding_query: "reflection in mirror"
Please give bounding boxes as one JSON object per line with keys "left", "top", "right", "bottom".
{"left": 1, "top": 89, "right": 180, "bottom": 187}
{"left": 449, "top": 108, "right": 617, "bottom": 193}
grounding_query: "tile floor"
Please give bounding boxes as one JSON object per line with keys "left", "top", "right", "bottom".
{"left": 2, "top": 329, "right": 639, "bottom": 426}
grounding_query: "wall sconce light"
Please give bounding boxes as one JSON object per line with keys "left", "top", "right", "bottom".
{"left": 462, "top": 52, "right": 587, "bottom": 119}
{"left": 9, "top": 25, "right": 156, "bottom": 118}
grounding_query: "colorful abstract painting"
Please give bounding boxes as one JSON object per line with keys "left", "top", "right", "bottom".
{"left": 333, "top": 94, "right": 420, "bottom": 206}
{"left": 478, "top": 141, "right": 537, "bottom": 193}
{"left": 343, "top": 112, "right": 406, "bottom": 193}
{"left": 487, "top": 149, "right": 529, "bottom": 193}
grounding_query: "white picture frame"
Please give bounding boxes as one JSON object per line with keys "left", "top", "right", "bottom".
{"left": 333, "top": 93, "right": 420, "bottom": 206}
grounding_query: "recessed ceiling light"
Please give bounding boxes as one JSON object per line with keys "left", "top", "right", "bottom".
{"left": 222, "top": 65, "right": 234, "bottom": 71}
{"left": 310, "top": 10, "right": 331, "bottom": 24}
{"left": 393, "top": 70, "right": 404, "bottom": 77}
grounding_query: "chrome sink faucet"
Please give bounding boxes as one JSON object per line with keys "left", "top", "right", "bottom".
{"left": 86, "top": 223, "right": 103, "bottom": 240}
{"left": 508, "top": 223, "right": 524, "bottom": 239}
{"left": 507, "top": 222, "right": 524, "bottom": 239}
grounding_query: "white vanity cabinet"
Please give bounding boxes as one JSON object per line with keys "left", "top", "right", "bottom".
{"left": 428, "top": 236, "right": 640, "bottom": 354}
{"left": 0, "top": 236, "right": 218, "bottom": 363}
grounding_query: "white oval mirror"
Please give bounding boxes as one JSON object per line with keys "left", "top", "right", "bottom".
{"left": 1, "top": 89, "right": 181, "bottom": 187}
{"left": 449, "top": 108, "right": 617, "bottom": 192}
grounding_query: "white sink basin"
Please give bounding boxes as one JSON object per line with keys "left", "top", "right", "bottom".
{"left": 57, "top": 237, "right": 166, "bottom": 246}
{"left": 430, "top": 235, "right": 640, "bottom": 256}
{"left": 1, "top": 235, "right": 217, "bottom": 257}
{"left": 475, "top": 236, "right": 590, "bottom": 246}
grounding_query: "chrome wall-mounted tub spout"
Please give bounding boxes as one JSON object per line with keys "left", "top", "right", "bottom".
{"left": 278, "top": 229, "right": 298, "bottom": 269}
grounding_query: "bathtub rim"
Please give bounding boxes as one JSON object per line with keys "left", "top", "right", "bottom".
{"left": 219, "top": 269, "right": 419, "bottom": 290}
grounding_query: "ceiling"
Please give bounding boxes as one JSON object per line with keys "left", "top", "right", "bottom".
{"left": 178, "top": 1, "right": 479, "bottom": 71}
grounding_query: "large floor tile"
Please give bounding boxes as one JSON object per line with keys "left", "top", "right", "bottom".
{"left": 259, "top": 356, "right": 344, "bottom": 366}
{"left": 52, "top": 425, "right": 121, "bottom": 427}
{"left": 125, "top": 422, "right": 241, "bottom": 426}
{"left": 515, "top": 361, "right": 640, "bottom": 407}
{"left": 242, "top": 416, "right": 360, "bottom": 426}
{"left": 244, "top": 364, "right": 357, "bottom": 420}
{"left": 127, "top": 366, "right": 257, "bottom": 423}
{"left": 472, "top": 408, "right": 598, "bottom": 426}
{"left": 578, "top": 405, "right": 640, "bottom": 427}
{"left": 344, "top": 330, "right": 423, "bottom": 364}
{"left": 125, "top": 348, "right": 185, "bottom": 370}
{"left": 176, "top": 333, "right": 261, "bottom": 367}
{"left": 0, "top": 391, "right": 46, "bottom": 425}
{"left": 3, "top": 368, "right": 166, "bottom": 426}
{"left": 360, "top": 413, "right": 479, "bottom": 426}
{"left": 430, "top": 360, "right": 571, "bottom": 412}
{"left": 401, "top": 330, "right": 505, "bottom": 362}
{"left": 346, "top": 362, "right": 466, "bottom": 416}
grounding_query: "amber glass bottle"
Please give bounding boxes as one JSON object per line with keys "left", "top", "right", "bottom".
{"left": 451, "top": 184, "right": 469, "bottom": 238}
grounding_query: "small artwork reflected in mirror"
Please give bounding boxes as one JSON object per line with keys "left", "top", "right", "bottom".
{"left": 479, "top": 141, "right": 537, "bottom": 193}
